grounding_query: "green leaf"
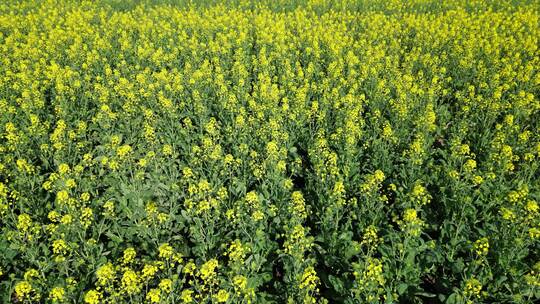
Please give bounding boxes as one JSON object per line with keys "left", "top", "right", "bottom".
{"left": 328, "top": 275, "right": 345, "bottom": 293}
{"left": 397, "top": 283, "right": 408, "bottom": 295}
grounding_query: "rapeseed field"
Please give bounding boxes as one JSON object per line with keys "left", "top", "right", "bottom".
{"left": 0, "top": 0, "right": 539, "bottom": 303}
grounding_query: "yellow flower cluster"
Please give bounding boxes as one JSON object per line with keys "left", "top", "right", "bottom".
{"left": 399, "top": 209, "right": 425, "bottom": 237}
{"left": 352, "top": 258, "right": 386, "bottom": 302}
{"left": 473, "top": 237, "right": 489, "bottom": 256}
{"left": 463, "top": 277, "right": 482, "bottom": 301}
{"left": 360, "top": 225, "right": 381, "bottom": 250}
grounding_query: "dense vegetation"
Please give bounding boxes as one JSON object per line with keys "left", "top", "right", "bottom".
{"left": 0, "top": 0, "right": 539, "bottom": 303}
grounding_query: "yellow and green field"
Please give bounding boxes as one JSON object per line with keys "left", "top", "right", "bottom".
{"left": 0, "top": 0, "right": 539, "bottom": 303}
